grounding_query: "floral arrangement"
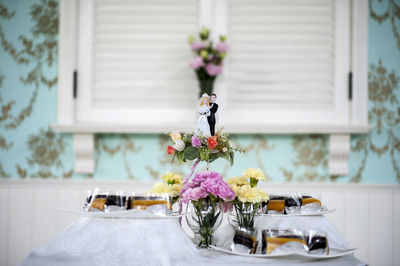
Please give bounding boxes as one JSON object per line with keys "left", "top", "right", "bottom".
{"left": 181, "top": 170, "right": 235, "bottom": 247}
{"left": 188, "top": 27, "right": 228, "bottom": 98}
{"left": 226, "top": 168, "right": 269, "bottom": 230}
{"left": 167, "top": 130, "right": 238, "bottom": 165}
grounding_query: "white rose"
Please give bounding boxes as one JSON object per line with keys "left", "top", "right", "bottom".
{"left": 222, "top": 147, "right": 228, "bottom": 152}
{"left": 174, "top": 139, "right": 186, "bottom": 151}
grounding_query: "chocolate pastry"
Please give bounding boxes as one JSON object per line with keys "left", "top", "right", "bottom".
{"left": 262, "top": 229, "right": 307, "bottom": 254}
{"left": 105, "top": 195, "right": 127, "bottom": 209}
{"left": 308, "top": 235, "right": 329, "bottom": 254}
{"left": 284, "top": 197, "right": 302, "bottom": 208}
{"left": 233, "top": 229, "right": 258, "bottom": 254}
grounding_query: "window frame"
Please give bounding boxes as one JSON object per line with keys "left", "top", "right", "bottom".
{"left": 55, "top": 0, "right": 369, "bottom": 133}
{"left": 53, "top": 0, "right": 369, "bottom": 175}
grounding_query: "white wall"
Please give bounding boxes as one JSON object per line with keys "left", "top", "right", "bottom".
{"left": 0, "top": 180, "right": 399, "bottom": 266}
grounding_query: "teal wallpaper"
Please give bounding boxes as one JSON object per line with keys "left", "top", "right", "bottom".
{"left": 0, "top": 0, "right": 399, "bottom": 183}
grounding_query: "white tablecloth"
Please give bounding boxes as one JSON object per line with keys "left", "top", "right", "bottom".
{"left": 21, "top": 216, "right": 365, "bottom": 266}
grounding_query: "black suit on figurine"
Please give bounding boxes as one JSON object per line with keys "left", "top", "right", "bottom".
{"left": 207, "top": 103, "right": 218, "bottom": 136}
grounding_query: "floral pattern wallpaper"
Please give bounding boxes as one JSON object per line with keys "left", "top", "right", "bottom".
{"left": 0, "top": 0, "right": 399, "bottom": 183}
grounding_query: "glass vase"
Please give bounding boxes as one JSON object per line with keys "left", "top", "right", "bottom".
{"left": 186, "top": 198, "right": 223, "bottom": 248}
{"left": 228, "top": 202, "right": 261, "bottom": 231}
{"left": 196, "top": 69, "right": 216, "bottom": 98}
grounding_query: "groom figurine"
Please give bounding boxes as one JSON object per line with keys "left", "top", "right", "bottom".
{"left": 207, "top": 93, "right": 218, "bottom": 136}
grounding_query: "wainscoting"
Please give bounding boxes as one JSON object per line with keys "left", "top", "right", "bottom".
{"left": 0, "top": 180, "right": 399, "bottom": 266}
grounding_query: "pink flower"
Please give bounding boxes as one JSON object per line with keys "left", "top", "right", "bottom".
{"left": 181, "top": 187, "right": 208, "bottom": 203}
{"left": 191, "top": 41, "right": 207, "bottom": 51}
{"left": 216, "top": 42, "right": 229, "bottom": 53}
{"left": 201, "top": 177, "right": 235, "bottom": 201}
{"left": 191, "top": 136, "right": 202, "bottom": 148}
{"left": 189, "top": 56, "right": 205, "bottom": 70}
{"left": 205, "top": 64, "right": 223, "bottom": 76}
{"left": 191, "top": 171, "right": 212, "bottom": 187}
{"left": 180, "top": 171, "right": 236, "bottom": 213}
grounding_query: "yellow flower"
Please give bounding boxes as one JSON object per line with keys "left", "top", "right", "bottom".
{"left": 237, "top": 185, "right": 269, "bottom": 203}
{"left": 170, "top": 131, "right": 181, "bottom": 143}
{"left": 227, "top": 176, "right": 249, "bottom": 194}
{"left": 227, "top": 176, "right": 249, "bottom": 186}
{"left": 161, "top": 171, "right": 183, "bottom": 185}
{"left": 242, "top": 168, "right": 265, "bottom": 181}
{"left": 151, "top": 182, "right": 182, "bottom": 197}
{"left": 152, "top": 182, "right": 170, "bottom": 194}
{"left": 229, "top": 183, "right": 241, "bottom": 195}
{"left": 169, "top": 184, "right": 182, "bottom": 197}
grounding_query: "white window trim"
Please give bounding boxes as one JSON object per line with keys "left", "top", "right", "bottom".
{"left": 53, "top": 0, "right": 370, "bottom": 175}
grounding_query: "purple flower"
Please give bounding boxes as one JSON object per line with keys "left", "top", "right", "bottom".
{"left": 201, "top": 177, "right": 235, "bottom": 201}
{"left": 180, "top": 171, "right": 235, "bottom": 204}
{"left": 205, "top": 64, "right": 223, "bottom": 76}
{"left": 191, "top": 171, "right": 220, "bottom": 186}
{"left": 191, "top": 136, "right": 202, "bottom": 148}
{"left": 191, "top": 41, "right": 207, "bottom": 51}
{"left": 189, "top": 56, "right": 205, "bottom": 70}
{"left": 216, "top": 42, "right": 229, "bottom": 53}
{"left": 181, "top": 187, "right": 208, "bottom": 203}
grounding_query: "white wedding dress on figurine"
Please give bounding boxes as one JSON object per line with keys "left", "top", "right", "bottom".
{"left": 195, "top": 105, "right": 211, "bottom": 137}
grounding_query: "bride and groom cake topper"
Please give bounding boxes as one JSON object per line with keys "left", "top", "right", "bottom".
{"left": 195, "top": 93, "right": 218, "bottom": 137}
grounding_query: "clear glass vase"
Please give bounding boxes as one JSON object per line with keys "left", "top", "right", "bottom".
{"left": 186, "top": 199, "right": 223, "bottom": 248}
{"left": 228, "top": 202, "right": 261, "bottom": 231}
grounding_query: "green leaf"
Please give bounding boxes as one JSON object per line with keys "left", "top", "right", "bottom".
{"left": 209, "top": 153, "right": 219, "bottom": 163}
{"left": 177, "top": 152, "right": 185, "bottom": 162}
{"left": 183, "top": 135, "right": 192, "bottom": 144}
{"left": 184, "top": 146, "right": 200, "bottom": 160}
{"left": 200, "top": 147, "right": 210, "bottom": 161}
{"left": 250, "top": 177, "right": 258, "bottom": 187}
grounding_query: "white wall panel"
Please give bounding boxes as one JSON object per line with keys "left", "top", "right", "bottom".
{"left": 343, "top": 192, "right": 369, "bottom": 263}
{"left": 394, "top": 192, "right": 400, "bottom": 266}
{"left": 8, "top": 188, "right": 33, "bottom": 266}
{"left": 320, "top": 191, "right": 345, "bottom": 233}
{"left": 369, "top": 192, "right": 393, "bottom": 266}
{"left": 32, "top": 188, "right": 56, "bottom": 248}
{"left": 55, "top": 188, "right": 82, "bottom": 233}
{"left": 0, "top": 188, "right": 9, "bottom": 266}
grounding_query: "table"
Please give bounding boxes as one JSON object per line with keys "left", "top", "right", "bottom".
{"left": 21, "top": 216, "right": 366, "bottom": 266}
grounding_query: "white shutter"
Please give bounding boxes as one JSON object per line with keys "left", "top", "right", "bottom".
{"left": 77, "top": 0, "right": 199, "bottom": 125}
{"left": 222, "top": 0, "right": 350, "bottom": 127}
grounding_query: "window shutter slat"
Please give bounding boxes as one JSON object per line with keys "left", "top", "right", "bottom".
{"left": 90, "top": 0, "right": 198, "bottom": 111}
{"left": 226, "top": 0, "right": 336, "bottom": 114}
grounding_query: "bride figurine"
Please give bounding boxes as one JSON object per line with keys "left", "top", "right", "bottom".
{"left": 195, "top": 94, "right": 211, "bottom": 137}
